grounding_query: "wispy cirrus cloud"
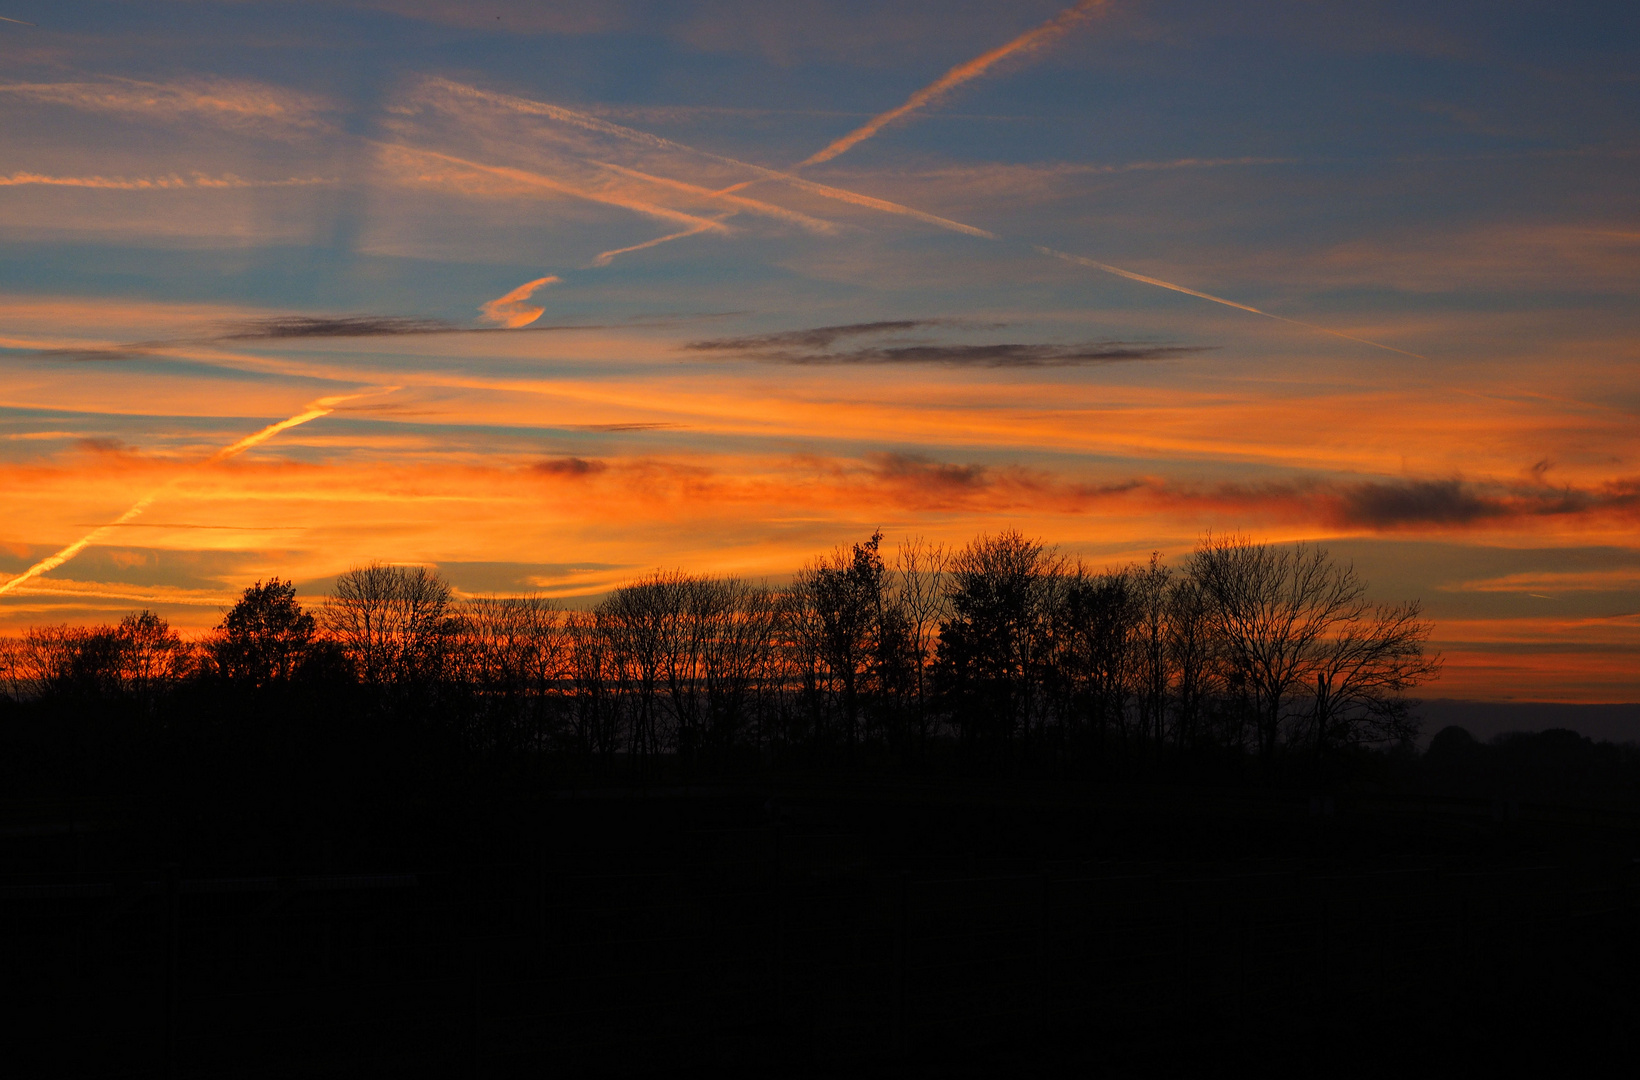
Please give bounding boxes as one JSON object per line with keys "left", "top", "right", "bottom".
{"left": 0, "top": 171, "right": 334, "bottom": 190}
{"left": 0, "top": 77, "right": 338, "bottom": 134}
{"left": 373, "top": 141, "right": 736, "bottom": 233}
{"left": 399, "top": 79, "right": 1419, "bottom": 355}
{"left": 403, "top": 78, "right": 995, "bottom": 238}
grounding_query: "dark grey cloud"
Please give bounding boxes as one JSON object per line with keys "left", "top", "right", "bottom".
{"left": 21, "top": 313, "right": 607, "bottom": 365}
{"left": 688, "top": 320, "right": 946, "bottom": 352}
{"left": 218, "top": 317, "right": 599, "bottom": 339}
{"left": 533, "top": 456, "right": 608, "bottom": 477}
{"left": 33, "top": 347, "right": 156, "bottom": 362}
{"left": 686, "top": 319, "right": 1210, "bottom": 367}
{"left": 868, "top": 452, "right": 989, "bottom": 491}
{"left": 1313, "top": 477, "right": 1636, "bottom": 529}
{"left": 76, "top": 437, "right": 132, "bottom": 455}
{"left": 1336, "top": 479, "right": 1504, "bottom": 526}
{"left": 570, "top": 422, "right": 680, "bottom": 432}
{"left": 806, "top": 342, "right": 1208, "bottom": 367}
{"left": 217, "top": 315, "right": 457, "bottom": 340}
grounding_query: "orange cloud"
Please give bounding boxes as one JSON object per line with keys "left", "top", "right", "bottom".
{"left": 479, "top": 276, "right": 560, "bottom": 328}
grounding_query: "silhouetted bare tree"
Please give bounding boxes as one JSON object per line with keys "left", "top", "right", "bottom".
{"left": 596, "top": 575, "right": 673, "bottom": 764}
{"left": 565, "top": 610, "right": 622, "bottom": 765}
{"left": 454, "top": 594, "right": 566, "bottom": 752}
{"left": 1188, "top": 535, "right": 1425, "bottom": 767}
{"left": 324, "top": 563, "right": 455, "bottom": 689}
{"left": 895, "top": 536, "right": 950, "bottom": 760}
{"left": 116, "top": 611, "right": 191, "bottom": 709}
{"left": 14, "top": 611, "right": 189, "bottom": 706}
{"left": 1130, "top": 556, "right": 1172, "bottom": 758}
{"left": 1165, "top": 572, "right": 1218, "bottom": 753}
{"left": 1307, "top": 599, "right": 1439, "bottom": 753}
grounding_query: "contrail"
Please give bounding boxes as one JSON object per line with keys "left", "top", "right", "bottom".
{"left": 0, "top": 393, "right": 378, "bottom": 598}
{"left": 425, "top": 78, "right": 1419, "bottom": 355}
{"left": 206, "top": 393, "right": 362, "bottom": 461}
{"left": 419, "top": 80, "right": 994, "bottom": 237}
{"left": 796, "top": 0, "right": 1108, "bottom": 168}
{"left": 376, "top": 142, "right": 733, "bottom": 234}
{"left": 479, "top": 276, "right": 560, "bottom": 327}
{"left": 0, "top": 497, "right": 156, "bottom": 597}
{"left": 589, "top": 160, "right": 838, "bottom": 234}
{"left": 0, "top": 15, "right": 37, "bottom": 26}
{"left": 593, "top": 223, "right": 723, "bottom": 266}
{"left": 1036, "top": 246, "right": 1428, "bottom": 359}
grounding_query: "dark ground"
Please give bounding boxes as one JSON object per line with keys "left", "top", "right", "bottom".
{"left": 4, "top": 773, "right": 1638, "bottom": 1078}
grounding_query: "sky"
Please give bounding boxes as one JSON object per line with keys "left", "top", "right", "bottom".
{"left": 1, "top": 0, "right": 1637, "bottom": 702}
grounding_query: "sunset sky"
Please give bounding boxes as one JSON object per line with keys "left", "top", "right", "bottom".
{"left": 2, "top": 1, "right": 1636, "bottom": 701}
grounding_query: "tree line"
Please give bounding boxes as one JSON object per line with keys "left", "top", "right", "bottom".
{"left": 0, "top": 532, "right": 1439, "bottom": 777}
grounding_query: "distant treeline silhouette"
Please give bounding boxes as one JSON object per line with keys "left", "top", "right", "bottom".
{"left": 1, "top": 531, "right": 1443, "bottom": 778}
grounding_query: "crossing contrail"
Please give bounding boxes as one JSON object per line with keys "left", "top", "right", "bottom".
{"left": 797, "top": 0, "right": 1108, "bottom": 168}
{"left": 420, "top": 80, "right": 993, "bottom": 238}
{"left": 424, "top": 78, "right": 1421, "bottom": 357}
{"left": 0, "top": 392, "right": 382, "bottom": 598}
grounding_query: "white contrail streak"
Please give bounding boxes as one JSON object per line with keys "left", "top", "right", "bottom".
{"left": 593, "top": 222, "right": 724, "bottom": 266}
{"left": 798, "top": 0, "right": 1108, "bottom": 167}
{"left": 1036, "top": 246, "right": 1428, "bottom": 359}
{"left": 0, "top": 392, "right": 382, "bottom": 598}
{"left": 419, "top": 80, "right": 994, "bottom": 238}
{"left": 0, "top": 497, "right": 156, "bottom": 597}
{"left": 425, "top": 78, "right": 1421, "bottom": 356}
{"left": 376, "top": 142, "right": 734, "bottom": 233}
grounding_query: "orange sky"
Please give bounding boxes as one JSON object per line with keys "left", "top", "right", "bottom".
{"left": 2, "top": 2, "right": 1637, "bottom": 702}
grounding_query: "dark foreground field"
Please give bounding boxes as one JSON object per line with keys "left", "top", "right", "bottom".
{"left": 4, "top": 776, "right": 1638, "bottom": 1078}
